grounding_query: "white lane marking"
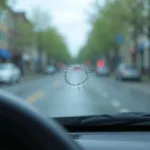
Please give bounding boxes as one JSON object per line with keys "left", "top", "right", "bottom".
{"left": 101, "top": 91, "right": 109, "bottom": 98}
{"left": 112, "top": 99, "right": 121, "bottom": 108}
{"left": 120, "top": 108, "right": 129, "bottom": 113}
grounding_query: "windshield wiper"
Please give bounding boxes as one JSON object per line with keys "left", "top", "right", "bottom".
{"left": 81, "top": 112, "right": 150, "bottom": 126}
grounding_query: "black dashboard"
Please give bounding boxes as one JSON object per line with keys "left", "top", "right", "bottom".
{"left": 54, "top": 116, "right": 150, "bottom": 150}
{"left": 71, "top": 132, "right": 150, "bottom": 150}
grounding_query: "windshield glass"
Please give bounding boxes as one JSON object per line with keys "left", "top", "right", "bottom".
{"left": 1, "top": 0, "right": 150, "bottom": 119}
{"left": 125, "top": 65, "right": 137, "bottom": 70}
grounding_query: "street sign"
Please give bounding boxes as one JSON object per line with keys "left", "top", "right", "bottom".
{"left": 136, "top": 44, "right": 144, "bottom": 51}
{"left": 115, "top": 34, "right": 123, "bottom": 45}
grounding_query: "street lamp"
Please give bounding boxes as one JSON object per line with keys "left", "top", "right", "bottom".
{"left": 35, "top": 27, "right": 44, "bottom": 72}
{"left": 140, "top": 0, "right": 150, "bottom": 76}
{"left": 147, "top": 2, "right": 150, "bottom": 77}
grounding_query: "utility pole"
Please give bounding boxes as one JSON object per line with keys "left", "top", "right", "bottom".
{"left": 148, "top": 3, "right": 150, "bottom": 77}
{"left": 131, "top": 0, "right": 144, "bottom": 67}
{"left": 37, "top": 31, "right": 42, "bottom": 73}
{"left": 131, "top": 4, "right": 138, "bottom": 66}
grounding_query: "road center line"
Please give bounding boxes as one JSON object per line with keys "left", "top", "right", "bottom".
{"left": 27, "top": 92, "right": 44, "bottom": 104}
{"left": 112, "top": 99, "right": 121, "bottom": 108}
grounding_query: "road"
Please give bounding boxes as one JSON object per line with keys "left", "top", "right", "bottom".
{"left": 2, "top": 70, "right": 150, "bottom": 117}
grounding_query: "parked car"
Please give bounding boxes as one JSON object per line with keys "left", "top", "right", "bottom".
{"left": 115, "top": 63, "right": 141, "bottom": 81}
{"left": 0, "top": 63, "right": 21, "bottom": 84}
{"left": 44, "top": 65, "right": 56, "bottom": 75}
{"left": 96, "top": 66, "right": 110, "bottom": 76}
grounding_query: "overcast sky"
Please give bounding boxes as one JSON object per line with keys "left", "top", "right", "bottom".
{"left": 14, "top": 0, "right": 105, "bottom": 56}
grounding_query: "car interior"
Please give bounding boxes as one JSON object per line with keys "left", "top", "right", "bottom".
{"left": 1, "top": 90, "right": 150, "bottom": 150}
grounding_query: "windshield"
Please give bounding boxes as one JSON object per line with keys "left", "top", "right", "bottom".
{"left": 125, "top": 65, "right": 137, "bottom": 70}
{"left": 1, "top": 0, "right": 150, "bottom": 120}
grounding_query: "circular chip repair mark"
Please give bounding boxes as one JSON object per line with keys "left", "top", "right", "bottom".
{"left": 64, "top": 64, "right": 89, "bottom": 89}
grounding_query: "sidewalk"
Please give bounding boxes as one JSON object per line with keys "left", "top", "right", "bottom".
{"left": 124, "top": 82, "right": 150, "bottom": 95}
{"left": 0, "top": 73, "right": 42, "bottom": 89}
{"left": 126, "top": 75, "right": 150, "bottom": 95}
{"left": 21, "top": 73, "right": 42, "bottom": 82}
{"left": 110, "top": 74, "right": 150, "bottom": 95}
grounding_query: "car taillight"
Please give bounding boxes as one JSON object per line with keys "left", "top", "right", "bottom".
{"left": 120, "top": 71, "right": 125, "bottom": 75}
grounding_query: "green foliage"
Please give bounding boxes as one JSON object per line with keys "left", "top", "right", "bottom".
{"left": 0, "top": 0, "right": 7, "bottom": 7}
{"left": 30, "top": 7, "right": 71, "bottom": 63}
{"left": 30, "top": 7, "right": 51, "bottom": 32}
{"left": 0, "top": 0, "right": 16, "bottom": 8}
{"left": 40, "top": 27, "right": 71, "bottom": 63}
{"left": 15, "top": 22, "right": 36, "bottom": 47}
{"left": 0, "top": 0, "right": 7, "bottom": 8}
{"left": 77, "top": 0, "right": 146, "bottom": 63}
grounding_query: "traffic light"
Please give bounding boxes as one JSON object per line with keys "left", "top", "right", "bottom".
{"left": 97, "top": 60, "right": 104, "bottom": 67}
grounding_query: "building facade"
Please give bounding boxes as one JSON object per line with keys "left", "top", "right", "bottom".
{"left": 5, "top": 8, "right": 47, "bottom": 74}
{"left": 0, "top": 9, "right": 8, "bottom": 50}
{"left": 7, "top": 9, "right": 33, "bottom": 75}
{"left": 120, "top": 30, "right": 150, "bottom": 74}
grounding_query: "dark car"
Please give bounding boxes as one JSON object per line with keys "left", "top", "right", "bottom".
{"left": 44, "top": 65, "right": 56, "bottom": 75}
{"left": 115, "top": 63, "right": 141, "bottom": 81}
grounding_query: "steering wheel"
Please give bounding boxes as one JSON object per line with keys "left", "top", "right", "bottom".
{"left": 0, "top": 90, "right": 82, "bottom": 150}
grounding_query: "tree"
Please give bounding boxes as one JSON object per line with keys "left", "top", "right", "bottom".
{"left": 15, "top": 21, "right": 36, "bottom": 49}
{"left": 78, "top": 0, "right": 145, "bottom": 69}
{"left": 142, "top": 0, "right": 150, "bottom": 75}
{"left": 30, "top": 7, "right": 51, "bottom": 32}
{"left": 1, "top": 0, "right": 7, "bottom": 8}
{"left": 0, "top": 0, "right": 16, "bottom": 8}
{"left": 29, "top": 7, "right": 52, "bottom": 71}
{"left": 30, "top": 7, "right": 70, "bottom": 65}
{"left": 41, "top": 27, "right": 71, "bottom": 63}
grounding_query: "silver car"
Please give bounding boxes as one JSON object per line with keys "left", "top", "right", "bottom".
{"left": 115, "top": 64, "right": 141, "bottom": 81}
{"left": 96, "top": 66, "right": 110, "bottom": 76}
{"left": 0, "top": 63, "right": 21, "bottom": 84}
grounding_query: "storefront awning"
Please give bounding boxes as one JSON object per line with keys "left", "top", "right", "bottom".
{"left": 0, "top": 49, "right": 12, "bottom": 59}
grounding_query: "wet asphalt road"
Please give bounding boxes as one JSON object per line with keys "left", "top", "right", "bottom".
{"left": 2, "top": 71, "right": 150, "bottom": 117}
